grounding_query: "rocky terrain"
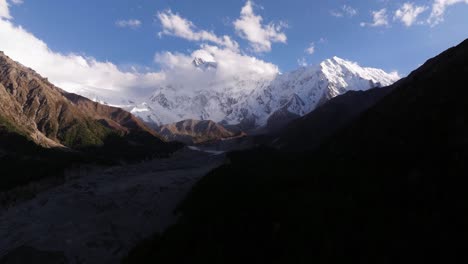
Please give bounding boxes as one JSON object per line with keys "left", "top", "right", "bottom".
{"left": 156, "top": 119, "right": 244, "bottom": 144}
{"left": 0, "top": 148, "right": 225, "bottom": 264}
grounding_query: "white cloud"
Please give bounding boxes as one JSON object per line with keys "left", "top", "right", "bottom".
{"left": 0, "top": 16, "right": 279, "bottom": 104}
{"left": 0, "top": 0, "right": 11, "bottom": 19}
{"left": 428, "top": 0, "right": 468, "bottom": 25}
{"left": 394, "top": 3, "right": 428, "bottom": 27}
{"left": 11, "top": 0, "right": 23, "bottom": 5}
{"left": 330, "top": 10, "right": 344, "bottom": 18}
{"left": 0, "top": 19, "right": 166, "bottom": 102}
{"left": 154, "top": 44, "right": 279, "bottom": 92}
{"left": 306, "top": 43, "right": 315, "bottom": 55}
{"left": 0, "top": 0, "right": 280, "bottom": 109}
{"left": 330, "top": 5, "right": 358, "bottom": 18}
{"left": 361, "top": 8, "right": 389, "bottom": 27}
{"left": 116, "top": 19, "right": 142, "bottom": 29}
{"left": 157, "top": 9, "right": 239, "bottom": 52}
{"left": 297, "top": 57, "right": 307, "bottom": 67}
{"left": 233, "top": 0, "right": 287, "bottom": 53}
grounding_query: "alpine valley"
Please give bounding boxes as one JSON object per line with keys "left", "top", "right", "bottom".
{"left": 1, "top": 1, "right": 467, "bottom": 262}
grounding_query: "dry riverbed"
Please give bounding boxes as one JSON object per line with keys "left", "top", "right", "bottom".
{"left": 0, "top": 148, "right": 225, "bottom": 263}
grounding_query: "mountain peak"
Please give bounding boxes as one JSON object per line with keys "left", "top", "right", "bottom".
{"left": 318, "top": 56, "right": 400, "bottom": 94}
{"left": 331, "top": 56, "right": 346, "bottom": 62}
{"left": 192, "top": 57, "right": 218, "bottom": 70}
{"left": 321, "top": 56, "right": 356, "bottom": 68}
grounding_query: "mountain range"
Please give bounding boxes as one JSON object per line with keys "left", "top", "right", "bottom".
{"left": 2, "top": 35, "right": 467, "bottom": 263}
{"left": 71, "top": 56, "right": 399, "bottom": 131}
{"left": 0, "top": 49, "right": 399, "bottom": 150}
{"left": 132, "top": 56, "right": 399, "bottom": 129}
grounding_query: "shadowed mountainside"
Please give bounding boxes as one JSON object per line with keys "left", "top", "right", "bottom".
{"left": 271, "top": 85, "right": 395, "bottom": 151}
{"left": 124, "top": 39, "right": 468, "bottom": 263}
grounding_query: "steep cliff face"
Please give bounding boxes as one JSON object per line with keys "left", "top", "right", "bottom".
{"left": 0, "top": 51, "right": 164, "bottom": 149}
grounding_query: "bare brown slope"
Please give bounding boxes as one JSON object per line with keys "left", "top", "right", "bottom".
{"left": 0, "top": 51, "right": 164, "bottom": 149}
{"left": 64, "top": 93, "right": 161, "bottom": 138}
{"left": 157, "top": 119, "right": 243, "bottom": 144}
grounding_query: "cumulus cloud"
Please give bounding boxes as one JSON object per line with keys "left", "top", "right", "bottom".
{"left": 157, "top": 9, "right": 239, "bottom": 52}
{"left": 0, "top": 15, "right": 279, "bottom": 103}
{"left": 0, "top": 19, "right": 165, "bottom": 102}
{"left": 0, "top": 0, "right": 280, "bottom": 107}
{"left": 428, "top": 0, "right": 468, "bottom": 25}
{"left": 330, "top": 5, "right": 358, "bottom": 18}
{"left": 0, "top": 0, "right": 11, "bottom": 19}
{"left": 116, "top": 19, "right": 142, "bottom": 29}
{"left": 233, "top": 0, "right": 287, "bottom": 53}
{"left": 154, "top": 44, "right": 279, "bottom": 92}
{"left": 394, "top": 3, "right": 428, "bottom": 27}
{"left": 360, "top": 8, "right": 389, "bottom": 27}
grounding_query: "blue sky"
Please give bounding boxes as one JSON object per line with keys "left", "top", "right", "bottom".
{"left": 0, "top": 0, "right": 467, "bottom": 99}
{"left": 5, "top": 0, "right": 468, "bottom": 74}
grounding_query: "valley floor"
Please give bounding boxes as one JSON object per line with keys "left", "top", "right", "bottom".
{"left": 0, "top": 148, "right": 225, "bottom": 264}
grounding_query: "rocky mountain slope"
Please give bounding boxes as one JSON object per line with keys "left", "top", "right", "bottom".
{"left": 131, "top": 57, "right": 399, "bottom": 129}
{"left": 124, "top": 39, "right": 468, "bottom": 263}
{"left": 0, "top": 51, "right": 181, "bottom": 192}
{"left": 156, "top": 119, "right": 244, "bottom": 144}
{"left": 0, "top": 51, "right": 164, "bottom": 149}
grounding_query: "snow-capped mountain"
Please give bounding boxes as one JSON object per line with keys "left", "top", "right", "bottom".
{"left": 130, "top": 56, "right": 399, "bottom": 129}
{"left": 192, "top": 58, "right": 218, "bottom": 70}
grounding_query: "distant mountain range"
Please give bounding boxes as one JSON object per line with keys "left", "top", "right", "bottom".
{"left": 69, "top": 56, "right": 399, "bottom": 131}
{"left": 131, "top": 56, "right": 399, "bottom": 129}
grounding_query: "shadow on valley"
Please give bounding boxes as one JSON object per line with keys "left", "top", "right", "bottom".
{"left": 124, "top": 39, "right": 468, "bottom": 263}
{"left": 0, "top": 130, "right": 182, "bottom": 204}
